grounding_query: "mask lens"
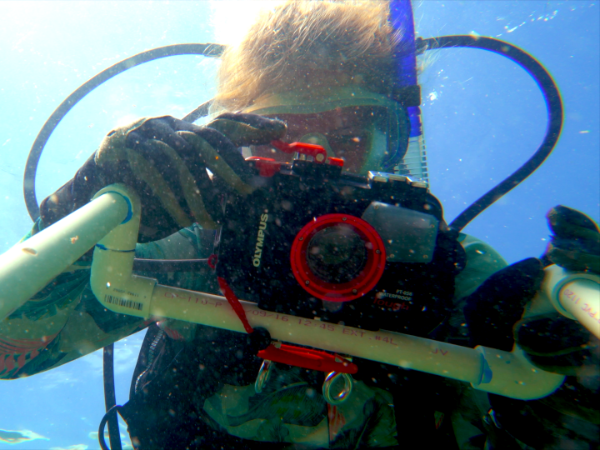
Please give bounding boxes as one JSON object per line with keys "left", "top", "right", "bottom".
{"left": 251, "top": 106, "right": 401, "bottom": 173}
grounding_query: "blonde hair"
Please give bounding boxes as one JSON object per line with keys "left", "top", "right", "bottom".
{"left": 213, "top": 1, "right": 400, "bottom": 112}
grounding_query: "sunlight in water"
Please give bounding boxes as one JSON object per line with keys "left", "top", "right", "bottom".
{"left": 210, "top": 0, "right": 285, "bottom": 44}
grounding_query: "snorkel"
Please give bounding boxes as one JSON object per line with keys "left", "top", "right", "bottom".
{"left": 389, "top": 0, "right": 429, "bottom": 184}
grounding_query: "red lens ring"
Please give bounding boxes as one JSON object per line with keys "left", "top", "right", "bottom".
{"left": 290, "top": 214, "right": 386, "bottom": 302}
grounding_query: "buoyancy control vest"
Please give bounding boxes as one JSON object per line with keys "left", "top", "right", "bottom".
{"left": 119, "top": 210, "right": 467, "bottom": 449}
{"left": 120, "top": 321, "right": 465, "bottom": 450}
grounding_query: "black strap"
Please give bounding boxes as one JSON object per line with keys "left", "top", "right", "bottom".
{"left": 392, "top": 376, "right": 434, "bottom": 448}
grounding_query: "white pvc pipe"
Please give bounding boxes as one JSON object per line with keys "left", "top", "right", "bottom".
{"left": 148, "top": 284, "right": 565, "bottom": 400}
{"left": 541, "top": 264, "right": 600, "bottom": 339}
{"left": 559, "top": 279, "right": 600, "bottom": 338}
{"left": 89, "top": 184, "right": 565, "bottom": 400}
{"left": 150, "top": 284, "right": 484, "bottom": 383}
{"left": 3, "top": 183, "right": 586, "bottom": 401}
{"left": 0, "top": 187, "right": 130, "bottom": 321}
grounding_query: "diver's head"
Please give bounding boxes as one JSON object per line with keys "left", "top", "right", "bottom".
{"left": 241, "top": 86, "right": 409, "bottom": 175}
{"left": 212, "top": 1, "right": 410, "bottom": 175}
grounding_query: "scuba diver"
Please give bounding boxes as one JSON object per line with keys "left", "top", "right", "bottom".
{"left": 1, "top": 1, "right": 598, "bottom": 449}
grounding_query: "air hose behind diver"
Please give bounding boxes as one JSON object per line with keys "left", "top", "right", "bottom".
{"left": 415, "top": 36, "right": 563, "bottom": 231}
{"left": 23, "top": 37, "right": 563, "bottom": 259}
{"left": 23, "top": 36, "right": 562, "bottom": 450}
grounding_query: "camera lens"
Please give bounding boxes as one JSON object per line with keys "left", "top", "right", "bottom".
{"left": 306, "top": 225, "right": 367, "bottom": 284}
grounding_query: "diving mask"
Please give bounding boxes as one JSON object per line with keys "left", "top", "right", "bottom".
{"left": 243, "top": 86, "right": 410, "bottom": 175}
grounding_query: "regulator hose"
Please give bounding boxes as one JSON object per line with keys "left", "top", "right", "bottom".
{"left": 416, "top": 36, "right": 563, "bottom": 232}
{"left": 23, "top": 43, "right": 224, "bottom": 221}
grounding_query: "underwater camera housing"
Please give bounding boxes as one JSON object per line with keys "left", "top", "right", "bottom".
{"left": 216, "top": 156, "right": 466, "bottom": 337}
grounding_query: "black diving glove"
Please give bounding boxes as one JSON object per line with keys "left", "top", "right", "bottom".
{"left": 464, "top": 207, "right": 600, "bottom": 448}
{"left": 464, "top": 258, "right": 598, "bottom": 376}
{"left": 512, "top": 206, "right": 600, "bottom": 376}
{"left": 463, "top": 257, "right": 545, "bottom": 352}
{"left": 464, "top": 206, "right": 599, "bottom": 367}
{"left": 465, "top": 207, "right": 600, "bottom": 448}
{"left": 543, "top": 204, "right": 600, "bottom": 273}
{"left": 40, "top": 113, "right": 286, "bottom": 242}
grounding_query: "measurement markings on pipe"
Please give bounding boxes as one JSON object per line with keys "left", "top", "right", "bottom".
{"left": 372, "top": 334, "right": 398, "bottom": 345}
{"left": 250, "top": 310, "right": 289, "bottom": 322}
{"left": 163, "top": 291, "right": 225, "bottom": 307}
{"left": 564, "top": 288, "right": 600, "bottom": 324}
{"left": 296, "top": 318, "right": 335, "bottom": 331}
{"left": 105, "top": 294, "right": 143, "bottom": 311}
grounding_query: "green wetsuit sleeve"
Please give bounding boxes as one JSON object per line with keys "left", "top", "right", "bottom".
{"left": 0, "top": 222, "right": 211, "bottom": 379}
{"left": 446, "top": 234, "right": 508, "bottom": 341}
{"left": 134, "top": 224, "right": 219, "bottom": 293}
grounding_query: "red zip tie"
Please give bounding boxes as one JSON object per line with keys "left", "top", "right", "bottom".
{"left": 271, "top": 140, "right": 327, "bottom": 163}
{"left": 217, "top": 276, "right": 254, "bottom": 334}
{"left": 258, "top": 343, "right": 358, "bottom": 374}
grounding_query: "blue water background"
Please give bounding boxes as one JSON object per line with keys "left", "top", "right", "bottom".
{"left": 0, "top": 1, "right": 597, "bottom": 449}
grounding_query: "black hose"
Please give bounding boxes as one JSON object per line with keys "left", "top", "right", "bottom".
{"left": 102, "top": 345, "right": 122, "bottom": 450}
{"left": 24, "top": 43, "right": 224, "bottom": 221}
{"left": 416, "top": 36, "right": 563, "bottom": 232}
{"left": 98, "top": 404, "right": 123, "bottom": 450}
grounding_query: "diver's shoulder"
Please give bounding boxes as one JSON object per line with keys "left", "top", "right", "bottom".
{"left": 454, "top": 233, "right": 508, "bottom": 299}
{"left": 458, "top": 233, "right": 505, "bottom": 263}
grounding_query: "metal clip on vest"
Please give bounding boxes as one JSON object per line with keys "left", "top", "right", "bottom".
{"left": 255, "top": 342, "right": 357, "bottom": 405}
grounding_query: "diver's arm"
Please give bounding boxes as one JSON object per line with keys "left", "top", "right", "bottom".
{"left": 0, "top": 225, "right": 213, "bottom": 379}
{"left": 445, "top": 234, "right": 507, "bottom": 344}
{"left": 0, "top": 219, "right": 89, "bottom": 378}
{"left": 0, "top": 113, "right": 285, "bottom": 379}
{"left": 0, "top": 244, "right": 146, "bottom": 379}
{"left": 454, "top": 234, "right": 508, "bottom": 300}
{"left": 458, "top": 207, "right": 600, "bottom": 448}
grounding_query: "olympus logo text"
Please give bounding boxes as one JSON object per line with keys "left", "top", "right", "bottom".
{"left": 253, "top": 213, "right": 268, "bottom": 267}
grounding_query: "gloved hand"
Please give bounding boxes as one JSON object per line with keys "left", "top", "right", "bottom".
{"left": 543, "top": 205, "right": 600, "bottom": 273}
{"left": 463, "top": 207, "right": 599, "bottom": 448}
{"left": 512, "top": 206, "right": 599, "bottom": 376}
{"left": 463, "top": 257, "right": 545, "bottom": 352}
{"left": 464, "top": 205, "right": 599, "bottom": 362}
{"left": 40, "top": 113, "right": 286, "bottom": 242}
